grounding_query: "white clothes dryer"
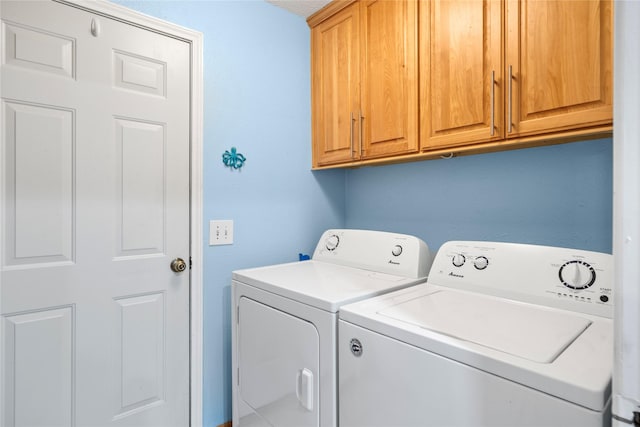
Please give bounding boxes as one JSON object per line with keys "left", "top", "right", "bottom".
{"left": 339, "top": 241, "right": 613, "bottom": 427}
{"left": 231, "top": 229, "right": 433, "bottom": 427}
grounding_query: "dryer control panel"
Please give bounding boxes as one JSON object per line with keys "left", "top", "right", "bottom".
{"left": 428, "top": 241, "right": 613, "bottom": 318}
{"left": 312, "top": 229, "right": 434, "bottom": 279}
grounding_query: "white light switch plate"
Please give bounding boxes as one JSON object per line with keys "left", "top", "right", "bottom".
{"left": 209, "top": 220, "right": 233, "bottom": 245}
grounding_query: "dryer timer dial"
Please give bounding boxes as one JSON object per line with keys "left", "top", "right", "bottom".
{"left": 325, "top": 234, "right": 340, "bottom": 251}
{"left": 474, "top": 256, "right": 489, "bottom": 270}
{"left": 452, "top": 254, "right": 466, "bottom": 267}
{"left": 558, "top": 260, "right": 596, "bottom": 290}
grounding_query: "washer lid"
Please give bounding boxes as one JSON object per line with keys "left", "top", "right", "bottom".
{"left": 233, "top": 260, "right": 425, "bottom": 312}
{"left": 379, "top": 290, "right": 592, "bottom": 363}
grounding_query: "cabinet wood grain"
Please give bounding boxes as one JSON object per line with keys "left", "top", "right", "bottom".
{"left": 420, "top": 0, "right": 503, "bottom": 149}
{"left": 309, "top": 0, "right": 613, "bottom": 169}
{"left": 360, "top": 0, "right": 418, "bottom": 159}
{"left": 311, "top": 2, "right": 360, "bottom": 166}
{"left": 506, "top": 0, "right": 613, "bottom": 137}
{"left": 310, "top": 0, "right": 418, "bottom": 167}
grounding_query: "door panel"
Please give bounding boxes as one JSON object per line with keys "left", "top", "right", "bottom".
{"left": 420, "top": 0, "right": 503, "bottom": 149}
{"left": 506, "top": 0, "right": 613, "bottom": 136}
{"left": 360, "top": 0, "right": 418, "bottom": 159}
{"left": 115, "top": 119, "right": 166, "bottom": 257}
{"left": 0, "top": 1, "right": 190, "bottom": 425}
{"left": 2, "top": 21, "right": 75, "bottom": 78}
{"left": 238, "top": 297, "right": 320, "bottom": 427}
{"left": 3, "top": 101, "right": 74, "bottom": 266}
{"left": 3, "top": 307, "right": 74, "bottom": 427}
{"left": 114, "top": 293, "right": 165, "bottom": 416}
{"left": 311, "top": 3, "right": 360, "bottom": 166}
{"left": 113, "top": 50, "right": 166, "bottom": 97}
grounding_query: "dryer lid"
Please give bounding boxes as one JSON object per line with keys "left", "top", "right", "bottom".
{"left": 378, "top": 290, "right": 592, "bottom": 363}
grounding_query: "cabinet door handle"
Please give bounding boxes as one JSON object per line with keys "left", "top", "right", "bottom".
{"left": 350, "top": 112, "right": 355, "bottom": 159}
{"left": 358, "top": 110, "right": 363, "bottom": 157}
{"left": 508, "top": 65, "right": 513, "bottom": 134}
{"left": 490, "top": 70, "right": 495, "bottom": 136}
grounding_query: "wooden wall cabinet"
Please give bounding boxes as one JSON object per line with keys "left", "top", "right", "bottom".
{"left": 506, "top": 0, "right": 613, "bottom": 138}
{"left": 309, "top": 0, "right": 612, "bottom": 169}
{"left": 420, "top": 0, "right": 504, "bottom": 150}
{"left": 420, "top": 0, "right": 613, "bottom": 152}
{"left": 309, "top": 0, "right": 418, "bottom": 168}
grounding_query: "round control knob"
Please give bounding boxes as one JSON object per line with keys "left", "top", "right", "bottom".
{"left": 392, "top": 245, "right": 403, "bottom": 257}
{"left": 325, "top": 234, "right": 340, "bottom": 251}
{"left": 474, "top": 256, "right": 489, "bottom": 270}
{"left": 452, "top": 254, "right": 466, "bottom": 267}
{"left": 559, "top": 260, "right": 596, "bottom": 290}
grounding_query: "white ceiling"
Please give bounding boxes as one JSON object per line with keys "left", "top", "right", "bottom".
{"left": 266, "top": 0, "right": 333, "bottom": 18}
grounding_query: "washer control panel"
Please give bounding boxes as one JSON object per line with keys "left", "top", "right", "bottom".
{"left": 429, "top": 241, "right": 613, "bottom": 318}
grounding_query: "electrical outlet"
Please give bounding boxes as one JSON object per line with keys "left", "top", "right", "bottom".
{"left": 209, "top": 220, "right": 234, "bottom": 245}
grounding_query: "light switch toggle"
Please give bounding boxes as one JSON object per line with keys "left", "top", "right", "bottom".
{"left": 209, "top": 220, "right": 234, "bottom": 245}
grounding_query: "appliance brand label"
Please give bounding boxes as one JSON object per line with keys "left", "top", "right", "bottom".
{"left": 388, "top": 260, "right": 400, "bottom": 265}
{"left": 449, "top": 272, "right": 464, "bottom": 278}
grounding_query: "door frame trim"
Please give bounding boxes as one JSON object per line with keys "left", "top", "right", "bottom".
{"left": 55, "top": 1, "right": 204, "bottom": 424}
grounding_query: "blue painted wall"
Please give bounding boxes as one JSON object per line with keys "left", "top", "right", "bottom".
{"left": 111, "top": 1, "right": 345, "bottom": 425}
{"left": 110, "top": 2, "right": 613, "bottom": 425}
{"left": 345, "top": 138, "right": 613, "bottom": 254}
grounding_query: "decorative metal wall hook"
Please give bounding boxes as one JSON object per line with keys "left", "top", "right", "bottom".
{"left": 222, "top": 147, "right": 246, "bottom": 170}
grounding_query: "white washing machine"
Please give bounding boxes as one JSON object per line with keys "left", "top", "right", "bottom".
{"left": 339, "top": 241, "right": 613, "bottom": 427}
{"left": 231, "top": 229, "right": 434, "bottom": 427}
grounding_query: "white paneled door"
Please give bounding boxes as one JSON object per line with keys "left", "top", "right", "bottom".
{"left": 0, "top": 1, "right": 191, "bottom": 426}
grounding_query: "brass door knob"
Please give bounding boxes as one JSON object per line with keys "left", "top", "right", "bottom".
{"left": 170, "top": 258, "right": 187, "bottom": 273}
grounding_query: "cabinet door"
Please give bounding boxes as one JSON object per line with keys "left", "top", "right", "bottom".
{"left": 311, "top": 3, "right": 360, "bottom": 167}
{"left": 420, "top": 0, "right": 503, "bottom": 150}
{"left": 506, "top": 0, "right": 613, "bottom": 138}
{"left": 360, "top": 0, "right": 418, "bottom": 159}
